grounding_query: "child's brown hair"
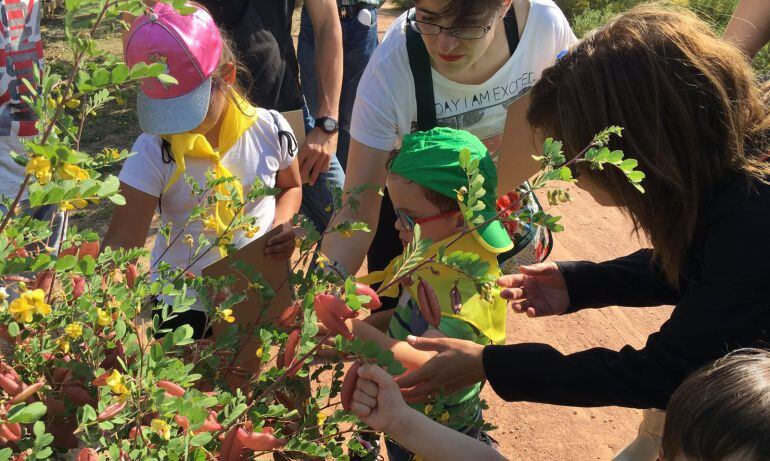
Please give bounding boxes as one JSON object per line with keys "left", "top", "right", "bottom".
{"left": 661, "top": 348, "right": 770, "bottom": 461}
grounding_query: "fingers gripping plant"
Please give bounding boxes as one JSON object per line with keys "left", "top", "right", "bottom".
{"left": 0, "top": 1, "right": 645, "bottom": 460}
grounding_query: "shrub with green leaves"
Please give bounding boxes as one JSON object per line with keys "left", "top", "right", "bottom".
{"left": 0, "top": 1, "right": 644, "bottom": 460}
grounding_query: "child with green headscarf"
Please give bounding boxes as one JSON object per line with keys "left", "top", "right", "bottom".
{"left": 351, "top": 127, "right": 512, "bottom": 459}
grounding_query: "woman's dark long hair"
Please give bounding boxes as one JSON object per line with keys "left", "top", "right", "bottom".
{"left": 527, "top": 5, "right": 770, "bottom": 284}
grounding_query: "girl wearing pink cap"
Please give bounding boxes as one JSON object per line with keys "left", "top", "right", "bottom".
{"left": 104, "top": 2, "right": 302, "bottom": 337}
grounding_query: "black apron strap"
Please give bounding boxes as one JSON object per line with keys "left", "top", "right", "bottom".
{"left": 503, "top": 7, "right": 520, "bottom": 56}
{"left": 405, "top": 25, "right": 437, "bottom": 131}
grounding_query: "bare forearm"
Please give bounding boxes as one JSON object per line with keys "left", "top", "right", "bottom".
{"left": 309, "top": 1, "right": 342, "bottom": 118}
{"left": 273, "top": 187, "right": 302, "bottom": 226}
{"left": 388, "top": 408, "right": 507, "bottom": 461}
{"left": 725, "top": 0, "right": 770, "bottom": 57}
{"left": 347, "top": 318, "right": 433, "bottom": 372}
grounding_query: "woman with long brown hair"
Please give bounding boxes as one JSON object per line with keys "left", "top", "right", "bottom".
{"left": 393, "top": 5, "right": 770, "bottom": 459}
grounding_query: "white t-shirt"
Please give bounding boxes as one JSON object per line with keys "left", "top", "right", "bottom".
{"left": 351, "top": 0, "right": 576, "bottom": 157}
{"left": 119, "top": 108, "right": 296, "bottom": 311}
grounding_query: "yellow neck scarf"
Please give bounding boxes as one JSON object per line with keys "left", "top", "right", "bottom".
{"left": 162, "top": 91, "right": 258, "bottom": 255}
{"left": 359, "top": 233, "right": 507, "bottom": 345}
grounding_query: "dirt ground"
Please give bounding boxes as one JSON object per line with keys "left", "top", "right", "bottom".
{"left": 371, "top": 6, "right": 673, "bottom": 460}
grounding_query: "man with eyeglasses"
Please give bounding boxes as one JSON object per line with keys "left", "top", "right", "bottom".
{"left": 319, "top": 0, "right": 575, "bottom": 321}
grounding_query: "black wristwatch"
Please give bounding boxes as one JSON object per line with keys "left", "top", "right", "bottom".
{"left": 315, "top": 116, "right": 339, "bottom": 135}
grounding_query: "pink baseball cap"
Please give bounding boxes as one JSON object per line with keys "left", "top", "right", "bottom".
{"left": 124, "top": 2, "right": 222, "bottom": 135}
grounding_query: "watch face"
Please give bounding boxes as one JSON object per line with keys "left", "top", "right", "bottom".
{"left": 322, "top": 118, "right": 337, "bottom": 132}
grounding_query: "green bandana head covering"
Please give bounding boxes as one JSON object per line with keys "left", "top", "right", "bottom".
{"left": 389, "top": 127, "right": 513, "bottom": 253}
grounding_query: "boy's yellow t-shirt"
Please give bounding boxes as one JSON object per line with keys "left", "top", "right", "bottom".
{"left": 360, "top": 232, "right": 507, "bottom": 432}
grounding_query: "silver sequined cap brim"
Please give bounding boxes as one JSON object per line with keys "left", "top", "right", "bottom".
{"left": 137, "top": 77, "right": 212, "bottom": 135}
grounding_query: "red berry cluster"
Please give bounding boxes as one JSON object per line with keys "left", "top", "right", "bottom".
{"left": 496, "top": 191, "right": 522, "bottom": 237}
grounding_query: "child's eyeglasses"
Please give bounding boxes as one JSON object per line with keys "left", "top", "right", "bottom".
{"left": 396, "top": 208, "right": 460, "bottom": 233}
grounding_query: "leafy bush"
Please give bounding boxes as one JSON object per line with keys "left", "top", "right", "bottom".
{"left": 0, "top": 1, "right": 642, "bottom": 459}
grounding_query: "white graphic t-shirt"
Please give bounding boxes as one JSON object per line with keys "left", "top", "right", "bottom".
{"left": 351, "top": 0, "right": 575, "bottom": 158}
{"left": 119, "top": 108, "right": 296, "bottom": 311}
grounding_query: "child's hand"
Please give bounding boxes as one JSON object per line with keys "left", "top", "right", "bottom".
{"left": 264, "top": 222, "right": 296, "bottom": 260}
{"left": 350, "top": 364, "right": 411, "bottom": 435}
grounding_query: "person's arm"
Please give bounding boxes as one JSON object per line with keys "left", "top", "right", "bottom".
{"left": 102, "top": 183, "right": 157, "bottom": 252}
{"left": 724, "top": 0, "right": 770, "bottom": 58}
{"left": 557, "top": 249, "right": 683, "bottom": 312}
{"left": 320, "top": 139, "right": 390, "bottom": 274}
{"left": 402, "top": 182, "right": 770, "bottom": 409}
{"left": 298, "top": 0, "right": 343, "bottom": 186}
{"left": 265, "top": 159, "right": 302, "bottom": 260}
{"left": 272, "top": 160, "right": 302, "bottom": 225}
{"left": 347, "top": 318, "right": 435, "bottom": 372}
{"left": 351, "top": 364, "right": 507, "bottom": 461}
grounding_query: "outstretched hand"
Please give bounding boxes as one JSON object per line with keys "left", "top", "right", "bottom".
{"left": 395, "top": 336, "right": 486, "bottom": 402}
{"left": 497, "top": 262, "right": 570, "bottom": 317}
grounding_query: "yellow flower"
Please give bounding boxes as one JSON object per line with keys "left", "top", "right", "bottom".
{"left": 65, "top": 98, "right": 81, "bottom": 109}
{"left": 438, "top": 411, "right": 450, "bottom": 423}
{"left": 340, "top": 230, "right": 352, "bottom": 238}
{"left": 317, "top": 412, "right": 329, "bottom": 427}
{"left": 106, "top": 370, "right": 130, "bottom": 396}
{"left": 316, "top": 255, "right": 329, "bottom": 269}
{"left": 244, "top": 225, "right": 260, "bottom": 239}
{"left": 255, "top": 347, "right": 263, "bottom": 358}
{"left": 64, "top": 322, "right": 83, "bottom": 339}
{"left": 423, "top": 404, "right": 433, "bottom": 415}
{"left": 26, "top": 156, "right": 52, "bottom": 184}
{"left": 60, "top": 198, "right": 88, "bottom": 210}
{"left": 151, "top": 419, "right": 171, "bottom": 440}
{"left": 96, "top": 308, "right": 113, "bottom": 327}
{"left": 9, "top": 289, "right": 51, "bottom": 323}
{"left": 59, "top": 163, "right": 89, "bottom": 182}
{"left": 203, "top": 215, "right": 218, "bottom": 233}
{"left": 221, "top": 308, "right": 235, "bottom": 323}
{"left": 56, "top": 337, "right": 70, "bottom": 354}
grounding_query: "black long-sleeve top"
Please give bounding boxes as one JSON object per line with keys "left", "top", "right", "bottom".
{"left": 483, "top": 175, "right": 770, "bottom": 409}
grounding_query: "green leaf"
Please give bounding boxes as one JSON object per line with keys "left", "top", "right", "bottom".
{"left": 111, "top": 64, "right": 130, "bottom": 84}
{"left": 190, "top": 432, "right": 212, "bottom": 447}
{"left": 619, "top": 158, "right": 638, "bottom": 171}
{"left": 108, "top": 193, "right": 126, "bottom": 205}
{"left": 114, "top": 319, "right": 127, "bottom": 341}
{"left": 458, "top": 148, "right": 471, "bottom": 168}
{"left": 7, "top": 323, "right": 19, "bottom": 338}
{"left": 607, "top": 150, "right": 624, "bottom": 164}
{"left": 157, "top": 74, "right": 179, "bottom": 86}
{"left": 173, "top": 324, "right": 194, "bottom": 346}
{"left": 129, "top": 62, "right": 150, "bottom": 79}
{"left": 81, "top": 404, "right": 97, "bottom": 423}
{"left": 627, "top": 171, "right": 646, "bottom": 183}
{"left": 55, "top": 255, "right": 78, "bottom": 271}
{"left": 0, "top": 448, "right": 12, "bottom": 461}
{"left": 7, "top": 402, "right": 47, "bottom": 423}
{"left": 558, "top": 166, "right": 573, "bottom": 181}
{"left": 92, "top": 68, "right": 110, "bottom": 86}
{"left": 77, "top": 255, "right": 96, "bottom": 275}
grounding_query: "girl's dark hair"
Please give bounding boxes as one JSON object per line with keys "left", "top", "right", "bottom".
{"left": 662, "top": 348, "right": 770, "bottom": 461}
{"left": 527, "top": 5, "right": 770, "bottom": 285}
{"left": 415, "top": 0, "right": 505, "bottom": 25}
